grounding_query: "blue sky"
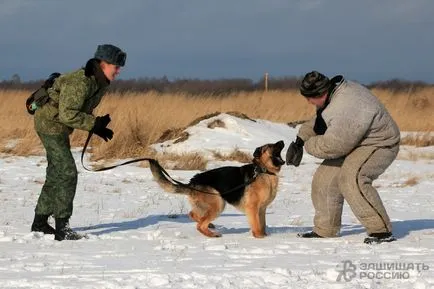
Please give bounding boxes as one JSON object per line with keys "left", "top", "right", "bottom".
{"left": 1, "top": 0, "right": 433, "bottom": 83}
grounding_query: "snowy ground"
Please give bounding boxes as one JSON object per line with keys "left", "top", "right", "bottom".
{"left": 0, "top": 113, "right": 433, "bottom": 289}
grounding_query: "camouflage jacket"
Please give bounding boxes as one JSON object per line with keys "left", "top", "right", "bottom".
{"left": 34, "top": 60, "right": 109, "bottom": 134}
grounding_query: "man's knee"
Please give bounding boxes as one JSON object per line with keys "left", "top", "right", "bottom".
{"left": 312, "top": 165, "right": 333, "bottom": 192}
{"left": 56, "top": 162, "right": 78, "bottom": 185}
{"left": 337, "top": 169, "right": 357, "bottom": 194}
{"left": 63, "top": 167, "right": 78, "bottom": 184}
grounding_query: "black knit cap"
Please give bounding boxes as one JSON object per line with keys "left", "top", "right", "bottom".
{"left": 94, "top": 44, "right": 127, "bottom": 67}
{"left": 299, "top": 71, "right": 331, "bottom": 97}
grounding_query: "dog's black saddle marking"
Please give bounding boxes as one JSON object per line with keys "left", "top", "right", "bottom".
{"left": 189, "top": 164, "right": 257, "bottom": 205}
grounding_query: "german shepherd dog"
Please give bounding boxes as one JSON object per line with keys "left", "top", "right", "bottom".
{"left": 149, "top": 140, "right": 285, "bottom": 238}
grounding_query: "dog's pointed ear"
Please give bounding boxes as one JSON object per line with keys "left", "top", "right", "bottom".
{"left": 253, "top": 146, "right": 262, "bottom": 158}
{"left": 276, "top": 140, "right": 285, "bottom": 150}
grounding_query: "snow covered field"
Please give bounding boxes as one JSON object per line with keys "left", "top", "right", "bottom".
{"left": 0, "top": 114, "right": 433, "bottom": 289}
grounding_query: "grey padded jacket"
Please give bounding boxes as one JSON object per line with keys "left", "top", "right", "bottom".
{"left": 298, "top": 79, "right": 400, "bottom": 160}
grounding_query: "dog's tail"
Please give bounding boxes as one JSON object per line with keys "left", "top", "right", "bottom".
{"left": 149, "top": 159, "right": 192, "bottom": 195}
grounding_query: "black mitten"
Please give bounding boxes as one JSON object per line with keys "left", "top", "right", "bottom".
{"left": 92, "top": 114, "right": 114, "bottom": 142}
{"left": 286, "top": 136, "right": 304, "bottom": 166}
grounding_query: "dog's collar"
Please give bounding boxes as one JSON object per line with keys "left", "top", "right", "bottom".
{"left": 253, "top": 162, "right": 275, "bottom": 178}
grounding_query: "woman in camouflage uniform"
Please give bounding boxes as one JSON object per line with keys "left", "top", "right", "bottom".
{"left": 31, "top": 44, "right": 126, "bottom": 241}
{"left": 286, "top": 71, "right": 400, "bottom": 244}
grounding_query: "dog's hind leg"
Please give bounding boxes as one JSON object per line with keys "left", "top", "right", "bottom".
{"left": 188, "top": 195, "right": 216, "bottom": 228}
{"left": 189, "top": 210, "right": 215, "bottom": 229}
{"left": 197, "top": 211, "right": 221, "bottom": 237}
{"left": 196, "top": 195, "right": 225, "bottom": 237}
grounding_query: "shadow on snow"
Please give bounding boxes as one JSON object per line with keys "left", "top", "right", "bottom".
{"left": 75, "top": 216, "right": 434, "bottom": 239}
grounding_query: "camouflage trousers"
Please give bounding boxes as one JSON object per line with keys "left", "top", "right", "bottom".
{"left": 310, "top": 145, "right": 399, "bottom": 237}
{"left": 34, "top": 132, "right": 78, "bottom": 219}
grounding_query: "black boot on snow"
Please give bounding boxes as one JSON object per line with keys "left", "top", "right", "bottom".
{"left": 55, "top": 218, "right": 85, "bottom": 241}
{"left": 297, "top": 231, "right": 324, "bottom": 238}
{"left": 31, "top": 214, "right": 55, "bottom": 234}
{"left": 363, "top": 232, "right": 396, "bottom": 244}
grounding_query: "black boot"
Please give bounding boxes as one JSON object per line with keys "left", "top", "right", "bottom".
{"left": 297, "top": 231, "right": 324, "bottom": 238}
{"left": 54, "top": 218, "right": 85, "bottom": 241}
{"left": 31, "top": 214, "right": 55, "bottom": 234}
{"left": 364, "top": 232, "right": 396, "bottom": 244}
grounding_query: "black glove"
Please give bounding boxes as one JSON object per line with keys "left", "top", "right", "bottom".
{"left": 92, "top": 114, "right": 114, "bottom": 142}
{"left": 286, "top": 136, "right": 304, "bottom": 167}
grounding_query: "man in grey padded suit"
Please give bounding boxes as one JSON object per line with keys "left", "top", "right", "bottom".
{"left": 286, "top": 71, "right": 400, "bottom": 244}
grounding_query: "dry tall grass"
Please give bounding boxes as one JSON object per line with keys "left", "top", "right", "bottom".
{"left": 400, "top": 132, "right": 434, "bottom": 147}
{"left": 1, "top": 88, "right": 433, "bottom": 163}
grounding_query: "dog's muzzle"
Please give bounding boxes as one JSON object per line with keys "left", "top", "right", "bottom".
{"left": 273, "top": 156, "right": 285, "bottom": 166}
{"left": 272, "top": 140, "right": 285, "bottom": 166}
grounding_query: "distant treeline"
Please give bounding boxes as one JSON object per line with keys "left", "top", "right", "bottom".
{"left": 1, "top": 75, "right": 432, "bottom": 95}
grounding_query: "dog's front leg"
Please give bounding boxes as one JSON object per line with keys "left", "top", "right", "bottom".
{"left": 246, "top": 206, "right": 265, "bottom": 238}
{"left": 259, "top": 207, "right": 267, "bottom": 236}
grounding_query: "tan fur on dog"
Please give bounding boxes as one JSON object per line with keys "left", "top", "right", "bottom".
{"left": 149, "top": 140, "right": 285, "bottom": 238}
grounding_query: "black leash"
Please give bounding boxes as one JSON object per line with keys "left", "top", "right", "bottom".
{"left": 80, "top": 131, "right": 273, "bottom": 195}
{"left": 80, "top": 131, "right": 154, "bottom": 172}
{"left": 150, "top": 158, "right": 268, "bottom": 196}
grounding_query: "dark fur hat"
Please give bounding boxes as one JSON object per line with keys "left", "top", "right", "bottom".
{"left": 94, "top": 44, "right": 126, "bottom": 67}
{"left": 300, "top": 71, "right": 331, "bottom": 97}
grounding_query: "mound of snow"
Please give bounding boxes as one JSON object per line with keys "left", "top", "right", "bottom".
{"left": 151, "top": 113, "right": 297, "bottom": 159}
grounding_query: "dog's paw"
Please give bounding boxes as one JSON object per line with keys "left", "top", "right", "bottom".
{"left": 252, "top": 232, "right": 266, "bottom": 238}
{"left": 198, "top": 227, "right": 221, "bottom": 238}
